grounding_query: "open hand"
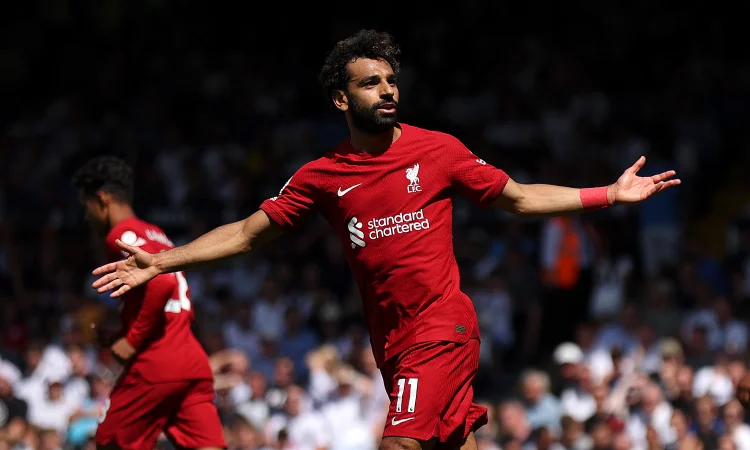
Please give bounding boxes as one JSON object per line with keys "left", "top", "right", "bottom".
{"left": 610, "top": 156, "right": 681, "bottom": 204}
{"left": 92, "top": 239, "right": 160, "bottom": 297}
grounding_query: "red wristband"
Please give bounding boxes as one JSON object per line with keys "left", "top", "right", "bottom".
{"left": 580, "top": 186, "right": 610, "bottom": 211}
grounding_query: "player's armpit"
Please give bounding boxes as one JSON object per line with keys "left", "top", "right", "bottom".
{"left": 243, "top": 210, "right": 283, "bottom": 249}
{"left": 491, "top": 177, "right": 524, "bottom": 213}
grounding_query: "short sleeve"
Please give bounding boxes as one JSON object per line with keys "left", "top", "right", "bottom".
{"left": 433, "top": 135, "right": 510, "bottom": 208}
{"left": 259, "top": 164, "right": 323, "bottom": 230}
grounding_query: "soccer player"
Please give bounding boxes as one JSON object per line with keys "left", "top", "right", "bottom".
{"left": 72, "top": 157, "right": 226, "bottom": 450}
{"left": 90, "top": 31, "right": 679, "bottom": 450}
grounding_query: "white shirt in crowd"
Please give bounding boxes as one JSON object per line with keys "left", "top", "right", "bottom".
{"left": 322, "top": 394, "right": 376, "bottom": 450}
{"left": 626, "top": 402, "right": 674, "bottom": 448}
{"left": 731, "top": 423, "right": 750, "bottom": 450}
{"left": 693, "top": 366, "right": 735, "bottom": 406}
{"left": 560, "top": 388, "right": 596, "bottom": 423}
{"left": 26, "top": 385, "right": 78, "bottom": 434}
{"left": 265, "top": 411, "right": 331, "bottom": 450}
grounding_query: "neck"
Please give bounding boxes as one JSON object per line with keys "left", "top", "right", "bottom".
{"left": 108, "top": 203, "right": 136, "bottom": 230}
{"left": 349, "top": 124, "right": 401, "bottom": 154}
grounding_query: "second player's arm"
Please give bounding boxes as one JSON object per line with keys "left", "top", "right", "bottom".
{"left": 493, "top": 179, "right": 615, "bottom": 217}
{"left": 153, "top": 210, "right": 281, "bottom": 274}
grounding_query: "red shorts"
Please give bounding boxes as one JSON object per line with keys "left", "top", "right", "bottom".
{"left": 381, "top": 338, "right": 488, "bottom": 447}
{"left": 95, "top": 375, "right": 226, "bottom": 450}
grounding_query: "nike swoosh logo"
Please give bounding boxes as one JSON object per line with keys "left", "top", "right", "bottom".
{"left": 391, "top": 417, "right": 415, "bottom": 426}
{"left": 337, "top": 183, "right": 362, "bottom": 197}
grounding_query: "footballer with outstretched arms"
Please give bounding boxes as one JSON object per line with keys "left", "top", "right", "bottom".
{"left": 91, "top": 30, "right": 679, "bottom": 450}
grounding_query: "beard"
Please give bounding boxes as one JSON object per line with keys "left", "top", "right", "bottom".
{"left": 349, "top": 96, "right": 398, "bottom": 134}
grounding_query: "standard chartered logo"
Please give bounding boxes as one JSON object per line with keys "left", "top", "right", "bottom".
{"left": 348, "top": 217, "right": 366, "bottom": 249}
{"left": 347, "top": 209, "right": 431, "bottom": 249}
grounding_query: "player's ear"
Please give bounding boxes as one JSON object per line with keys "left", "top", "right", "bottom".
{"left": 96, "top": 190, "right": 112, "bottom": 207}
{"left": 332, "top": 89, "right": 348, "bottom": 112}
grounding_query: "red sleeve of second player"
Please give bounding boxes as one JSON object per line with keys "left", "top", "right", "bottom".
{"left": 105, "top": 232, "right": 129, "bottom": 263}
{"left": 433, "top": 135, "right": 510, "bottom": 208}
{"left": 259, "top": 164, "right": 324, "bottom": 230}
{"left": 124, "top": 274, "right": 174, "bottom": 349}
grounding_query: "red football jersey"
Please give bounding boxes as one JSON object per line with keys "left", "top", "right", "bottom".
{"left": 105, "top": 217, "right": 213, "bottom": 383}
{"left": 260, "top": 123, "right": 510, "bottom": 366}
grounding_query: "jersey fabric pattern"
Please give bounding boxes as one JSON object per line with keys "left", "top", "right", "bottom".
{"left": 260, "top": 123, "right": 510, "bottom": 367}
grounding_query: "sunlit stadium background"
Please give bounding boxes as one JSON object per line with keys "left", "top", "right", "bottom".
{"left": 1, "top": 2, "right": 749, "bottom": 449}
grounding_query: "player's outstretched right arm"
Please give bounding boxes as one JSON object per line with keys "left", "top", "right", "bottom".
{"left": 92, "top": 211, "right": 281, "bottom": 297}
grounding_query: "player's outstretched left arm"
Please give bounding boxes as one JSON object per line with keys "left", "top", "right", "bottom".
{"left": 493, "top": 156, "right": 680, "bottom": 216}
{"left": 92, "top": 210, "right": 281, "bottom": 297}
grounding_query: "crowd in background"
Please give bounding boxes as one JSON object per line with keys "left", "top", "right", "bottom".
{"left": 2, "top": 2, "right": 750, "bottom": 450}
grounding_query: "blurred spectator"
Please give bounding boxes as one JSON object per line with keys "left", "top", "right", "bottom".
{"left": 497, "top": 400, "right": 532, "bottom": 448}
{"left": 520, "top": 370, "right": 561, "bottom": 433}
{"left": 264, "top": 385, "right": 330, "bottom": 450}
{"left": 693, "top": 395, "right": 721, "bottom": 449}
{"left": 470, "top": 274, "right": 515, "bottom": 370}
{"left": 584, "top": 383, "right": 624, "bottom": 435}
{"left": 625, "top": 381, "right": 674, "bottom": 448}
{"left": 25, "top": 377, "right": 76, "bottom": 436}
{"left": 320, "top": 365, "right": 375, "bottom": 450}
{"left": 722, "top": 399, "right": 750, "bottom": 450}
{"left": 234, "top": 371, "right": 271, "bottom": 431}
{"left": 551, "top": 342, "right": 584, "bottom": 395}
{"left": 65, "top": 367, "right": 114, "bottom": 448}
{"left": 223, "top": 302, "right": 260, "bottom": 361}
{"left": 278, "top": 306, "right": 318, "bottom": 378}
{"left": 231, "top": 418, "right": 269, "bottom": 450}
{"left": 693, "top": 353, "right": 735, "bottom": 407}
{"left": 588, "top": 237, "right": 633, "bottom": 321}
{"left": 560, "top": 365, "right": 596, "bottom": 423}
{"left": 540, "top": 216, "right": 595, "bottom": 351}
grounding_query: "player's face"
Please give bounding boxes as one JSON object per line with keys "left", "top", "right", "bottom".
{"left": 79, "top": 193, "right": 109, "bottom": 235}
{"left": 337, "top": 58, "right": 399, "bottom": 134}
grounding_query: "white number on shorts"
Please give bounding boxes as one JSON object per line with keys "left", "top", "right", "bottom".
{"left": 99, "top": 398, "right": 111, "bottom": 424}
{"left": 396, "top": 378, "right": 418, "bottom": 413}
{"left": 164, "top": 272, "right": 191, "bottom": 314}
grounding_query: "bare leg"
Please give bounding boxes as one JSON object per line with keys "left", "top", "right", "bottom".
{"left": 459, "top": 432, "right": 478, "bottom": 450}
{"left": 379, "top": 436, "right": 436, "bottom": 450}
{"left": 432, "top": 432, "right": 479, "bottom": 450}
{"left": 380, "top": 432, "right": 478, "bottom": 450}
{"left": 170, "top": 442, "right": 224, "bottom": 450}
{"left": 96, "top": 443, "right": 121, "bottom": 450}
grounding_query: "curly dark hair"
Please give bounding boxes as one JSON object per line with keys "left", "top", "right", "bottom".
{"left": 318, "top": 29, "right": 401, "bottom": 103}
{"left": 71, "top": 156, "right": 134, "bottom": 203}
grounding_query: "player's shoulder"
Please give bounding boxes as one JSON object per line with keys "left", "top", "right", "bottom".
{"left": 400, "top": 123, "right": 462, "bottom": 147}
{"left": 107, "top": 217, "right": 142, "bottom": 247}
{"left": 298, "top": 154, "right": 336, "bottom": 172}
{"left": 286, "top": 142, "right": 356, "bottom": 182}
{"left": 281, "top": 156, "right": 336, "bottom": 193}
{"left": 399, "top": 123, "right": 465, "bottom": 161}
{"left": 107, "top": 217, "right": 175, "bottom": 251}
